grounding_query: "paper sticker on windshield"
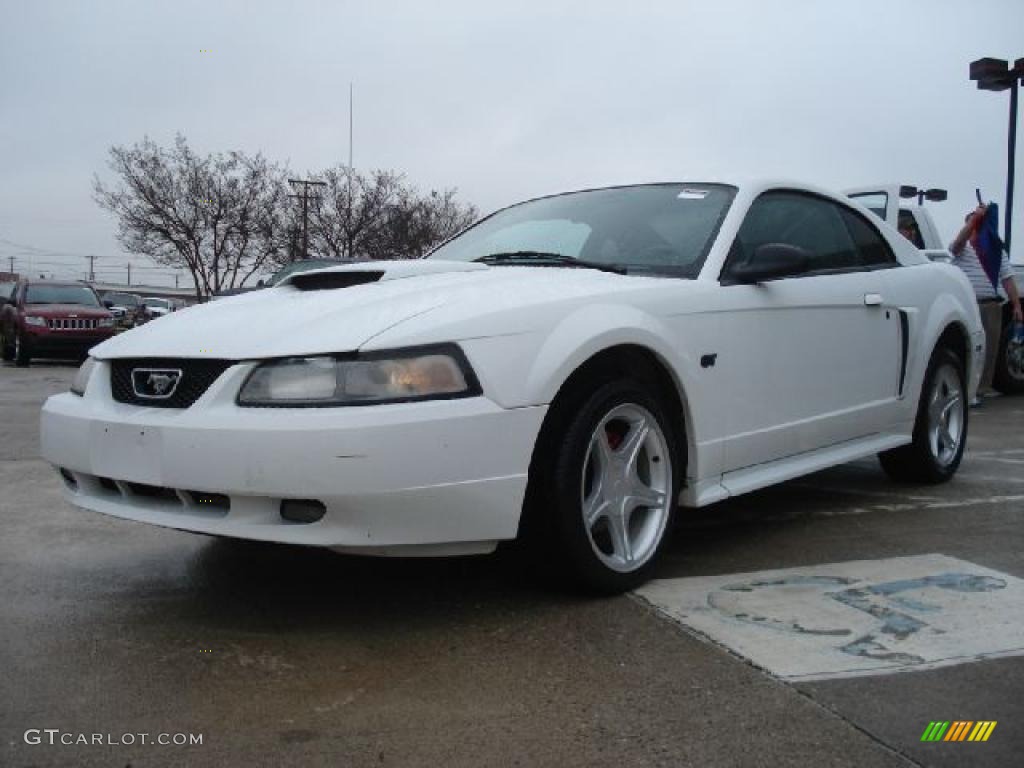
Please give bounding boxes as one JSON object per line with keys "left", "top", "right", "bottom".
{"left": 677, "top": 189, "right": 708, "bottom": 200}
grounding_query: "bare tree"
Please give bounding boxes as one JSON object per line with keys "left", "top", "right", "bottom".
{"left": 378, "top": 187, "right": 478, "bottom": 258}
{"left": 302, "top": 166, "right": 477, "bottom": 264}
{"left": 307, "top": 166, "right": 404, "bottom": 261}
{"left": 94, "top": 134, "right": 288, "bottom": 299}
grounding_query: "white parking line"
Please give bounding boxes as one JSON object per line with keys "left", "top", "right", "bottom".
{"left": 957, "top": 473, "right": 1024, "bottom": 485}
{"left": 636, "top": 555, "right": 1024, "bottom": 681}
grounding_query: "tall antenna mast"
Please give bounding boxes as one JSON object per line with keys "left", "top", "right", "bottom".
{"left": 347, "top": 81, "right": 354, "bottom": 208}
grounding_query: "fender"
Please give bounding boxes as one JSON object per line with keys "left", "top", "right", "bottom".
{"left": 904, "top": 271, "right": 983, "bottom": 406}
{"left": 519, "top": 302, "right": 709, "bottom": 480}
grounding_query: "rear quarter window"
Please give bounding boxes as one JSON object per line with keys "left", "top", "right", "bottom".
{"left": 841, "top": 207, "right": 898, "bottom": 266}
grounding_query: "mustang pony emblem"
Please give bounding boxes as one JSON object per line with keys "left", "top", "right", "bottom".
{"left": 131, "top": 368, "right": 182, "bottom": 399}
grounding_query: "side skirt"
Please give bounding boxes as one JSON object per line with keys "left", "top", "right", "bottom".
{"left": 681, "top": 433, "right": 911, "bottom": 507}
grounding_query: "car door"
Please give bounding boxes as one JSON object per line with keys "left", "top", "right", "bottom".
{"left": 714, "top": 191, "right": 902, "bottom": 473}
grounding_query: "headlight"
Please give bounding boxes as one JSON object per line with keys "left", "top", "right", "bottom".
{"left": 71, "top": 357, "right": 97, "bottom": 396}
{"left": 98, "top": 317, "right": 115, "bottom": 327}
{"left": 237, "top": 345, "right": 480, "bottom": 407}
{"left": 24, "top": 315, "right": 47, "bottom": 327}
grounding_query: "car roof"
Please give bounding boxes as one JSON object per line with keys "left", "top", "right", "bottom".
{"left": 23, "top": 280, "right": 92, "bottom": 288}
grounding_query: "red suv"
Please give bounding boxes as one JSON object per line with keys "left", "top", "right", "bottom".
{"left": 0, "top": 280, "right": 116, "bottom": 366}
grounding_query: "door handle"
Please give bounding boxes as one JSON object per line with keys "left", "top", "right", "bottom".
{"left": 863, "top": 293, "right": 883, "bottom": 306}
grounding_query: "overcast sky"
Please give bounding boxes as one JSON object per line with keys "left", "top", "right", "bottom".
{"left": 1, "top": 0, "right": 1022, "bottom": 288}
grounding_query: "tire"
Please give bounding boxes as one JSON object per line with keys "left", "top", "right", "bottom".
{"left": 0, "top": 328, "right": 13, "bottom": 361}
{"left": 992, "top": 320, "right": 1024, "bottom": 395}
{"left": 14, "top": 330, "right": 31, "bottom": 367}
{"left": 522, "top": 375, "right": 683, "bottom": 594}
{"left": 879, "top": 346, "right": 967, "bottom": 483}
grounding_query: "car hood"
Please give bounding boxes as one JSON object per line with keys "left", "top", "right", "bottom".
{"left": 89, "top": 259, "right": 665, "bottom": 360}
{"left": 23, "top": 304, "right": 111, "bottom": 318}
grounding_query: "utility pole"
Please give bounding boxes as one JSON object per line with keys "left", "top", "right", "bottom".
{"left": 288, "top": 178, "right": 326, "bottom": 260}
{"left": 7, "top": 256, "right": 13, "bottom": 273}
{"left": 175, "top": 274, "right": 180, "bottom": 289}
{"left": 127, "top": 263, "right": 131, "bottom": 286}
{"left": 87, "top": 254, "right": 95, "bottom": 282}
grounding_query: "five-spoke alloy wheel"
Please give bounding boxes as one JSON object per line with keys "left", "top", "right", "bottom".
{"left": 926, "top": 362, "right": 964, "bottom": 468}
{"left": 880, "top": 345, "right": 967, "bottom": 483}
{"left": 580, "top": 404, "right": 672, "bottom": 573}
{"left": 524, "top": 372, "right": 683, "bottom": 593}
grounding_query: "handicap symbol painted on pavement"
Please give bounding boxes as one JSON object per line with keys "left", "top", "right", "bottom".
{"left": 710, "top": 572, "right": 1007, "bottom": 665}
{"left": 635, "top": 555, "right": 1024, "bottom": 680}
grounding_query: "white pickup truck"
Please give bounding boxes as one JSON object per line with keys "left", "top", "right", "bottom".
{"left": 846, "top": 183, "right": 1023, "bottom": 395}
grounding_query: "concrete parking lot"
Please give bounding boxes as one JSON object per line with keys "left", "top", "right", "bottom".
{"left": 2, "top": 362, "right": 1022, "bottom": 767}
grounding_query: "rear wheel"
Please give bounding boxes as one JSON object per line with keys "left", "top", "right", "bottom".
{"left": 992, "top": 321, "right": 1024, "bottom": 395}
{"left": 523, "top": 376, "right": 682, "bottom": 593}
{"left": 879, "top": 346, "right": 966, "bottom": 483}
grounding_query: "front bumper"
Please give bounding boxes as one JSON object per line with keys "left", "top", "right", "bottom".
{"left": 24, "top": 328, "right": 114, "bottom": 356}
{"left": 41, "top": 361, "right": 547, "bottom": 552}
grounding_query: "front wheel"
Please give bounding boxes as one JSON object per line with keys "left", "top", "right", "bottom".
{"left": 14, "top": 331, "right": 31, "bottom": 367}
{"left": 524, "top": 377, "right": 682, "bottom": 593}
{"left": 879, "top": 346, "right": 967, "bottom": 483}
{"left": 0, "top": 327, "right": 14, "bottom": 361}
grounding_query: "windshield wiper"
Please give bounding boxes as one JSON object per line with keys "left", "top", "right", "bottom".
{"left": 474, "top": 251, "right": 627, "bottom": 275}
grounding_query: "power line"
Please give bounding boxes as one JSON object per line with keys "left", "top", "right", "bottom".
{"left": 6, "top": 257, "right": 179, "bottom": 273}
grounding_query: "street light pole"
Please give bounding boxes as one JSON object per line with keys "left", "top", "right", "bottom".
{"left": 970, "top": 56, "right": 1023, "bottom": 257}
{"left": 1008, "top": 75, "right": 1018, "bottom": 253}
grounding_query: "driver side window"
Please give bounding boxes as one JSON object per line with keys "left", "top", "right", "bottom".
{"left": 730, "top": 192, "right": 860, "bottom": 274}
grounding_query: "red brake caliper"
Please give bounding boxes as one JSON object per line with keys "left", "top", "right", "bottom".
{"left": 605, "top": 422, "right": 626, "bottom": 451}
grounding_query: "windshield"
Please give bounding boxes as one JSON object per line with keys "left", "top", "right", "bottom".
{"left": 25, "top": 284, "right": 100, "bottom": 306}
{"left": 105, "top": 293, "right": 139, "bottom": 306}
{"left": 428, "top": 183, "right": 735, "bottom": 276}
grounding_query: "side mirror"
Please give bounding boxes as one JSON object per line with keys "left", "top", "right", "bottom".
{"left": 730, "top": 244, "right": 811, "bottom": 284}
{"left": 103, "top": 299, "right": 113, "bottom": 308}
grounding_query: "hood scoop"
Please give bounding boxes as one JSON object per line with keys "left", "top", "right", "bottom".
{"left": 279, "top": 259, "right": 489, "bottom": 291}
{"left": 289, "top": 270, "right": 385, "bottom": 291}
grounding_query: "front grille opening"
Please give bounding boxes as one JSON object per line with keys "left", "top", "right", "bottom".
{"left": 97, "top": 476, "right": 120, "bottom": 493}
{"left": 125, "top": 482, "right": 181, "bottom": 504}
{"left": 186, "top": 491, "right": 231, "bottom": 511}
{"left": 58, "top": 468, "right": 78, "bottom": 491}
{"left": 110, "top": 358, "right": 234, "bottom": 409}
{"left": 50, "top": 318, "right": 98, "bottom": 330}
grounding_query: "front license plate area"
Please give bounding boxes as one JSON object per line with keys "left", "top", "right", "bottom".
{"left": 89, "top": 421, "right": 164, "bottom": 485}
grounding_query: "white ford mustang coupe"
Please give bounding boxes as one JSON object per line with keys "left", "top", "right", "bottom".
{"left": 41, "top": 180, "right": 984, "bottom": 591}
